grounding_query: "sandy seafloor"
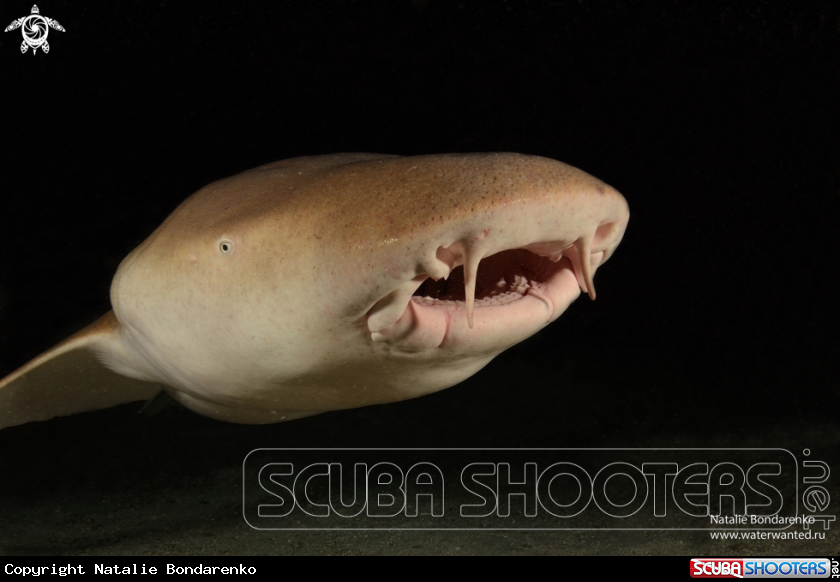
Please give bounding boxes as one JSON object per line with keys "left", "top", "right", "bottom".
{"left": 1, "top": 335, "right": 837, "bottom": 556}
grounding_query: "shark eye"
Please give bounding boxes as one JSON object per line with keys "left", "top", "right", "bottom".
{"left": 219, "top": 240, "right": 234, "bottom": 256}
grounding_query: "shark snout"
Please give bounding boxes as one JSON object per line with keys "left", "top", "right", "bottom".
{"left": 365, "top": 191, "right": 629, "bottom": 356}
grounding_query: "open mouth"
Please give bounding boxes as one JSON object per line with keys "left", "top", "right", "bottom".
{"left": 412, "top": 248, "right": 575, "bottom": 308}
{"left": 368, "top": 239, "right": 602, "bottom": 355}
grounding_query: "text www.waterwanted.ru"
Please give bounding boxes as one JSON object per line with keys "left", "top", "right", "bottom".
{"left": 710, "top": 531, "right": 825, "bottom": 540}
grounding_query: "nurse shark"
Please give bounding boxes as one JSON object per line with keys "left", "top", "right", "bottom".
{"left": 0, "top": 153, "right": 629, "bottom": 428}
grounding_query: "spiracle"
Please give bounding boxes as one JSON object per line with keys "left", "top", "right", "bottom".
{"left": 22, "top": 15, "right": 47, "bottom": 45}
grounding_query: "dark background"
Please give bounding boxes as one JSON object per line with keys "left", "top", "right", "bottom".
{"left": 0, "top": 0, "right": 837, "bottom": 555}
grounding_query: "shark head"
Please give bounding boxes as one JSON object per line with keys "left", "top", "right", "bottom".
{"left": 0, "top": 152, "right": 628, "bottom": 428}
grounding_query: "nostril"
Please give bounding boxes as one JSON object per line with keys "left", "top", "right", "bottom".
{"left": 593, "top": 222, "right": 620, "bottom": 249}
{"left": 435, "top": 245, "right": 457, "bottom": 270}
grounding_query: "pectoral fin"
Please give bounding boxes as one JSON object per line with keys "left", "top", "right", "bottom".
{"left": 0, "top": 311, "right": 161, "bottom": 429}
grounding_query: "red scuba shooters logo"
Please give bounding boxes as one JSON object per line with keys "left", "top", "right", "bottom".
{"left": 691, "top": 558, "right": 832, "bottom": 578}
{"left": 692, "top": 560, "right": 744, "bottom": 578}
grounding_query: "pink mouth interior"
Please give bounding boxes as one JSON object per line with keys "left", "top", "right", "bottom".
{"left": 370, "top": 245, "right": 599, "bottom": 354}
{"left": 412, "top": 249, "right": 570, "bottom": 306}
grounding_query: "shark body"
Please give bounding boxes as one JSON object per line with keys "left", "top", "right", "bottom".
{"left": 0, "top": 153, "right": 629, "bottom": 428}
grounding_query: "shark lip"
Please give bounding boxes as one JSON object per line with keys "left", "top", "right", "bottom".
{"left": 368, "top": 243, "right": 603, "bottom": 354}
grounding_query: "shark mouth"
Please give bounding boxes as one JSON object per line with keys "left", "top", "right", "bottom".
{"left": 366, "top": 238, "right": 604, "bottom": 354}
{"left": 413, "top": 247, "right": 594, "bottom": 313}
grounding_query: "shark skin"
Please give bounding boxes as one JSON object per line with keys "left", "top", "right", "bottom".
{"left": 0, "top": 152, "right": 629, "bottom": 429}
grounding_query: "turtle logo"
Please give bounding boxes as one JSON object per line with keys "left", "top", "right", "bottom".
{"left": 4, "top": 5, "right": 65, "bottom": 55}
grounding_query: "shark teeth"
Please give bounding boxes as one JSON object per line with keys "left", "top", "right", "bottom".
{"left": 412, "top": 284, "right": 531, "bottom": 308}
{"left": 369, "top": 235, "right": 598, "bottom": 339}
{"left": 410, "top": 246, "right": 579, "bottom": 317}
